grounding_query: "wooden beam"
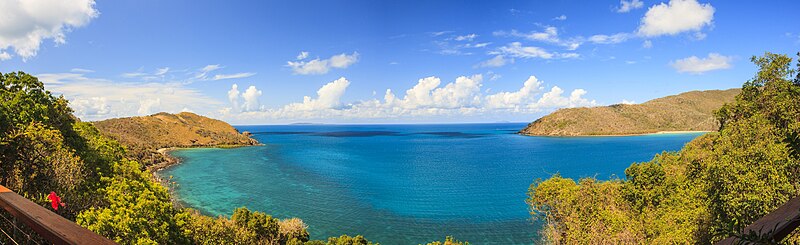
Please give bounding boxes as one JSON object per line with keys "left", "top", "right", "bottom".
{"left": 0, "top": 186, "right": 116, "bottom": 245}
{"left": 716, "top": 195, "right": 800, "bottom": 244}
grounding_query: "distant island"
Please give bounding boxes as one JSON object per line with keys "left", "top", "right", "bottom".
{"left": 519, "top": 88, "right": 740, "bottom": 136}
{"left": 93, "top": 112, "right": 259, "bottom": 169}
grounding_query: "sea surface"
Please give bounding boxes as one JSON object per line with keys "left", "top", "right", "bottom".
{"left": 159, "top": 123, "right": 704, "bottom": 244}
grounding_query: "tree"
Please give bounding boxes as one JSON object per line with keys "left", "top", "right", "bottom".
{"left": 528, "top": 52, "right": 800, "bottom": 244}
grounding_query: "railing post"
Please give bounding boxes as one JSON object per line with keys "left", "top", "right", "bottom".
{"left": 0, "top": 186, "right": 117, "bottom": 245}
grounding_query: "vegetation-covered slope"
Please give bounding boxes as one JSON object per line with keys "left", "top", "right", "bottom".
{"left": 527, "top": 52, "right": 800, "bottom": 244}
{"left": 93, "top": 112, "right": 258, "bottom": 167}
{"left": 519, "top": 88, "right": 740, "bottom": 136}
{"left": 0, "top": 71, "right": 468, "bottom": 245}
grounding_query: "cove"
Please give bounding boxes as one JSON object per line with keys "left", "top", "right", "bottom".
{"left": 159, "top": 123, "right": 704, "bottom": 244}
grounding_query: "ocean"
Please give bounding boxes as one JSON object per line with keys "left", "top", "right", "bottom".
{"left": 159, "top": 123, "right": 703, "bottom": 244}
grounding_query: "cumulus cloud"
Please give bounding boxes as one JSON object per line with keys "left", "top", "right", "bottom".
{"left": 553, "top": 15, "right": 567, "bottom": 21}
{"left": 670, "top": 53, "right": 732, "bottom": 74}
{"left": 284, "top": 77, "right": 350, "bottom": 111}
{"left": 0, "top": 0, "right": 99, "bottom": 61}
{"left": 242, "top": 85, "right": 263, "bottom": 111}
{"left": 220, "top": 75, "right": 596, "bottom": 123}
{"left": 228, "top": 84, "right": 241, "bottom": 111}
{"left": 476, "top": 55, "right": 513, "bottom": 68}
{"left": 637, "top": 0, "right": 715, "bottom": 37}
{"left": 227, "top": 83, "right": 264, "bottom": 112}
{"left": 617, "top": 0, "right": 644, "bottom": 13}
{"left": 484, "top": 76, "right": 544, "bottom": 110}
{"left": 287, "top": 52, "right": 359, "bottom": 75}
{"left": 621, "top": 99, "right": 636, "bottom": 104}
{"left": 37, "top": 72, "right": 221, "bottom": 121}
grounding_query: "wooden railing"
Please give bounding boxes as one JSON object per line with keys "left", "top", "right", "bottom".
{"left": 0, "top": 185, "right": 116, "bottom": 245}
{"left": 716, "top": 195, "right": 800, "bottom": 244}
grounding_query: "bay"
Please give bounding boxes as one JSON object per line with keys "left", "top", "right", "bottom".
{"left": 159, "top": 123, "right": 703, "bottom": 244}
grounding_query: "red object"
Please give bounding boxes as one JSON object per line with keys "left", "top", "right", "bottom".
{"left": 47, "top": 192, "right": 61, "bottom": 210}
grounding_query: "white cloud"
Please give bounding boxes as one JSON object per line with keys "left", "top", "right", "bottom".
{"left": 485, "top": 76, "right": 543, "bottom": 109}
{"left": 621, "top": 99, "right": 636, "bottom": 104}
{"left": 195, "top": 64, "right": 222, "bottom": 79}
{"left": 296, "top": 51, "right": 309, "bottom": 60}
{"left": 492, "top": 42, "right": 578, "bottom": 59}
{"left": 137, "top": 98, "right": 161, "bottom": 115}
{"left": 553, "top": 15, "right": 567, "bottom": 21}
{"left": 642, "top": 40, "right": 653, "bottom": 48}
{"left": 37, "top": 72, "right": 221, "bottom": 121}
{"left": 241, "top": 85, "right": 263, "bottom": 111}
{"left": 386, "top": 75, "right": 483, "bottom": 109}
{"left": 155, "top": 67, "right": 170, "bottom": 76}
{"left": 284, "top": 77, "right": 350, "bottom": 111}
{"left": 329, "top": 53, "right": 359, "bottom": 68}
{"left": 637, "top": 0, "right": 715, "bottom": 37}
{"left": 0, "top": 51, "right": 11, "bottom": 61}
{"left": 477, "top": 55, "right": 513, "bottom": 68}
{"left": 219, "top": 75, "right": 596, "bottom": 123}
{"left": 70, "top": 96, "right": 109, "bottom": 117}
{"left": 670, "top": 53, "right": 732, "bottom": 74}
{"left": 70, "top": 68, "right": 94, "bottom": 73}
{"left": 0, "top": 0, "right": 98, "bottom": 61}
{"left": 588, "top": 33, "right": 631, "bottom": 44}
{"left": 496, "top": 27, "right": 582, "bottom": 50}
{"left": 228, "top": 84, "right": 240, "bottom": 111}
{"left": 213, "top": 72, "right": 256, "bottom": 80}
{"left": 617, "top": 0, "right": 644, "bottom": 13}
{"left": 287, "top": 52, "right": 359, "bottom": 75}
{"left": 454, "top": 34, "right": 478, "bottom": 41}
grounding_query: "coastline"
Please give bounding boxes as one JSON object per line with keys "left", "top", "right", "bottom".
{"left": 150, "top": 143, "right": 263, "bottom": 172}
{"left": 520, "top": 130, "right": 713, "bottom": 137}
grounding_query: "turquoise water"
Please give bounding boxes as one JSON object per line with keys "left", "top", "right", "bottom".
{"left": 159, "top": 123, "right": 703, "bottom": 244}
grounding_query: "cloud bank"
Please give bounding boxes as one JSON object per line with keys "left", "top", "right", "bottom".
{"left": 0, "top": 0, "right": 98, "bottom": 61}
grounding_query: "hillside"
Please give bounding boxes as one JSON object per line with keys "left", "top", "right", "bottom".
{"left": 519, "top": 88, "right": 741, "bottom": 136}
{"left": 93, "top": 112, "right": 259, "bottom": 167}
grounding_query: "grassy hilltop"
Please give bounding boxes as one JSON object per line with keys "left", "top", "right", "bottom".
{"left": 519, "top": 88, "right": 740, "bottom": 136}
{"left": 93, "top": 112, "right": 259, "bottom": 167}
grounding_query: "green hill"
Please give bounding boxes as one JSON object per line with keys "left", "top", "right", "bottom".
{"left": 519, "top": 88, "right": 741, "bottom": 136}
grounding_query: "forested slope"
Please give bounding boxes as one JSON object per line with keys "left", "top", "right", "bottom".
{"left": 527, "top": 53, "right": 800, "bottom": 243}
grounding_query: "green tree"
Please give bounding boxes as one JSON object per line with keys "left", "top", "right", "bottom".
{"left": 528, "top": 52, "right": 800, "bottom": 244}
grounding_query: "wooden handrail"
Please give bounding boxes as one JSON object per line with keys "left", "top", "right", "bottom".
{"left": 716, "top": 195, "right": 800, "bottom": 244}
{"left": 0, "top": 185, "right": 116, "bottom": 245}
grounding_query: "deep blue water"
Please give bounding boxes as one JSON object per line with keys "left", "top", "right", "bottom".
{"left": 159, "top": 123, "right": 703, "bottom": 244}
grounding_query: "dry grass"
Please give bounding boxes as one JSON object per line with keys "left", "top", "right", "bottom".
{"left": 520, "top": 88, "right": 741, "bottom": 136}
{"left": 92, "top": 112, "right": 258, "bottom": 166}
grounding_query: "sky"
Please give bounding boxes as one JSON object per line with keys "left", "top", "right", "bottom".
{"left": 1, "top": 0, "right": 798, "bottom": 124}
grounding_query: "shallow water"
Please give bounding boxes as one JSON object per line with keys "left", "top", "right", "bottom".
{"left": 159, "top": 123, "right": 703, "bottom": 244}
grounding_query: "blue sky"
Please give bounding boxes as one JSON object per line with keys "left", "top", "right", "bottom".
{"left": 1, "top": 0, "right": 798, "bottom": 124}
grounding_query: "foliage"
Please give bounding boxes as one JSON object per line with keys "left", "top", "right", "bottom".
{"left": 76, "top": 159, "right": 190, "bottom": 244}
{"left": 0, "top": 71, "right": 377, "bottom": 244}
{"left": 528, "top": 52, "right": 800, "bottom": 244}
{"left": 323, "top": 234, "right": 375, "bottom": 245}
{"left": 422, "top": 236, "right": 469, "bottom": 245}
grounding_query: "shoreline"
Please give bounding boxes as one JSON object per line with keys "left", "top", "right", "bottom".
{"left": 520, "top": 130, "right": 713, "bottom": 137}
{"left": 150, "top": 143, "right": 263, "bottom": 173}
